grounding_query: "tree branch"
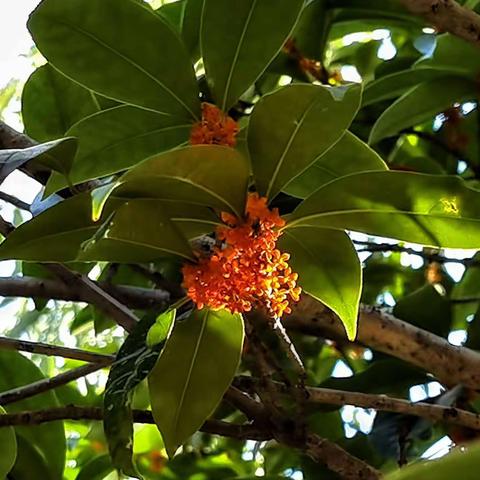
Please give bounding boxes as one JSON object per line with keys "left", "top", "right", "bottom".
{"left": 0, "top": 192, "right": 30, "bottom": 211}
{"left": 400, "top": 0, "right": 480, "bottom": 47}
{"left": 0, "top": 362, "right": 108, "bottom": 406}
{"left": 237, "top": 376, "right": 480, "bottom": 432}
{"left": 0, "top": 336, "right": 114, "bottom": 364}
{"left": 285, "top": 296, "right": 480, "bottom": 390}
{"left": 0, "top": 406, "right": 270, "bottom": 441}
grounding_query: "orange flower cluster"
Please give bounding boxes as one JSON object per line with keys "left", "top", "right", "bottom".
{"left": 182, "top": 194, "right": 301, "bottom": 318}
{"left": 190, "top": 102, "right": 239, "bottom": 147}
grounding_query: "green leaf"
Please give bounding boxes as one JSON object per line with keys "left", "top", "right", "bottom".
{"left": 147, "top": 309, "right": 177, "bottom": 347}
{"left": 0, "top": 351, "right": 65, "bottom": 480}
{"left": 148, "top": 308, "right": 244, "bottom": 457}
{"left": 248, "top": 83, "right": 362, "bottom": 200}
{"left": 288, "top": 171, "right": 480, "bottom": 248}
{"left": 417, "top": 34, "right": 480, "bottom": 78}
{"left": 0, "top": 193, "right": 101, "bottom": 262}
{"left": 22, "top": 64, "right": 99, "bottom": 142}
{"left": 28, "top": 0, "right": 200, "bottom": 119}
{"left": 0, "top": 137, "right": 77, "bottom": 183}
{"left": 75, "top": 455, "right": 114, "bottom": 480}
{"left": 104, "top": 312, "right": 174, "bottom": 479}
{"left": 112, "top": 145, "right": 249, "bottom": 217}
{"left": 284, "top": 131, "right": 387, "bottom": 199}
{"left": 201, "top": 0, "right": 304, "bottom": 110}
{"left": 369, "top": 77, "right": 477, "bottom": 144}
{"left": 279, "top": 227, "right": 361, "bottom": 340}
{"left": 362, "top": 68, "right": 451, "bottom": 107}
{"left": 385, "top": 440, "right": 480, "bottom": 480}
{"left": 80, "top": 199, "right": 195, "bottom": 262}
{"left": 8, "top": 434, "right": 53, "bottom": 480}
{"left": 46, "top": 105, "right": 192, "bottom": 195}
{"left": 0, "top": 406, "right": 17, "bottom": 478}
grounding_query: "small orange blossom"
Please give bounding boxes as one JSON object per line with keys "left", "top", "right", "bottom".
{"left": 190, "top": 102, "right": 239, "bottom": 147}
{"left": 182, "top": 193, "right": 301, "bottom": 318}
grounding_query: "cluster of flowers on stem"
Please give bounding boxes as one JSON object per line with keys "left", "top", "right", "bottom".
{"left": 182, "top": 193, "right": 301, "bottom": 318}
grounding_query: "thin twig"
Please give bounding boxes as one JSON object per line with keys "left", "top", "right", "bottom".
{"left": 0, "top": 336, "right": 114, "bottom": 364}
{"left": 0, "top": 406, "right": 270, "bottom": 441}
{"left": 0, "top": 362, "right": 107, "bottom": 406}
{"left": 0, "top": 191, "right": 30, "bottom": 211}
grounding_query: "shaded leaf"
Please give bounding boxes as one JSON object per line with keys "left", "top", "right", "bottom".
{"left": 369, "top": 77, "right": 477, "bottom": 144}
{"left": 0, "top": 406, "right": 17, "bottom": 479}
{"left": 29, "top": 0, "right": 200, "bottom": 119}
{"left": 46, "top": 105, "right": 192, "bottom": 194}
{"left": 0, "top": 137, "right": 77, "bottom": 183}
{"left": 104, "top": 312, "right": 174, "bottom": 478}
{"left": 386, "top": 440, "right": 480, "bottom": 480}
{"left": 201, "top": 0, "right": 304, "bottom": 110}
{"left": 279, "top": 227, "right": 361, "bottom": 340}
{"left": 284, "top": 131, "right": 387, "bottom": 199}
{"left": 111, "top": 145, "right": 249, "bottom": 217}
{"left": 80, "top": 199, "right": 195, "bottom": 262}
{"left": 249, "top": 83, "right": 362, "bottom": 200}
{"left": 0, "top": 351, "right": 65, "bottom": 480}
{"left": 289, "top": 171, "right": 480, "bottom": 248}
{"left": 22, "top": 63, "right": 99, "bottom": 142}
{"left": 149, "top": 309, "right": 244, "bottom": 457}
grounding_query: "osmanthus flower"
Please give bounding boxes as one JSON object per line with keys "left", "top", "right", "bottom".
{"left": 190, "top": 102, "right": 239, "bottom": 147}
{"left": 182, "top": 192, "right": 302, "bottom": 319}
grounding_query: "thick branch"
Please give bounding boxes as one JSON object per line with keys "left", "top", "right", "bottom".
{"left": 0, "top": 336, "right": 114, "bottom": 364}
{"left": 0, "top": 275, "right": 169, "bottom": 309}
{"left": 285, "top": 296, "right": 480, "bottom": 390}
{"left": 0, "top": 406, "right": 270, "bottom": 441}
{"left": 400, "top": 0, "right": 480, "bottom": 47}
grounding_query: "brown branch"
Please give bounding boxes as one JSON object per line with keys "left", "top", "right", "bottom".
{"left": 238, "top": 376, "right": 480, "bottom": 432}
{"left": 354, "top": 239, "right": 480, "bottom": 267}
{"left": 0, "top": 192, "right": 30, "bottom": 211}
{"left": 0, "top": 336, "right": 114, "bottom": 364}
{"left": 0, "top": 275, "right": 169, "bottom": 309}
{"left": 285, "top": 296, "right": 480, "bottom": 390}
{"left": 400, "top": 0, "right": 480, "bottom": 47}
{"left": 0, "top": 406, "right": 270, "bottom": 441}
{"left": 0, "top": 362, "right": 108, "bottom": 406}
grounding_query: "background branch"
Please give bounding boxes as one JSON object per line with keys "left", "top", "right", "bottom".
{"left": 400, "top": 0, "right": 480, "bottom": 47}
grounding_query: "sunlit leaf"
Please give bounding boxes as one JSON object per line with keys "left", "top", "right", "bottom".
{"left": 0, "top": 406, "right": 17, "bottom": 479}
{"left": 288, "top": 171, "right": 480, "bottom": 248}
{"left": 148, "top": 308, "right": 244, "bottom": 457}
{"left": 249, "top": 83, "right": 362, "bottom": 200}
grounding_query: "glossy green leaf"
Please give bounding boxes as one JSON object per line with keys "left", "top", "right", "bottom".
{"left": 147, "top": 309, "right": 177, "bottom": 348}
{"left": 46, "top": 105, "right": 192, "bottom": 195}
{"left": 28, "top": 0, "right": 200, "bottom": 119}
{"left": 362, "top": 68, "right": 451, "bottom": 106}
{"left": 284, "top": 131, "right": 387, "bottom": 199}
{"left": 22, "top": 63, "right": 99, "bottom": 142}
{"left": 288, "top": 171, "right": 480, "bottom": 248}
{"left": 80, "top": 199, "right": 195, "bottom": 262}
{"left": 201, "top": 0, "right": 304, "bottom": 110}
{"left": 248, "top": 83, "right": 362, "bottom": 200}
{"left": 386, "top": 440, "right": 480, "bottom": 480}
{"left": 0, "top": 193, "right": 102, "bottom": 262}
{"left": 416, "top": 34, "right": 480, "bottom": 78}
{"left": 112, "top": 145, "right": 249, "bottom": 217}
{"left": 104, "top": 312, "right": 174, "bottom": 479}
{"left": 148, "top": 309, "right": 244, "bottom": 457}
{"left": 369, "top": 77, "right": 477, "bottom": 144}
{"left": 0, "top": 193, "right": 218, "bottom": 262}
{"left": 0, "top": 137, "right": 77, "bottom": 183}
{"left": 0, "top": 406, "right": 17, "bottom": 479}
{"left": 279, "top": 227, "right": 361, "bottom": 340}
{"left": 0, "top": 351, "right": 65, "bottom": 480}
